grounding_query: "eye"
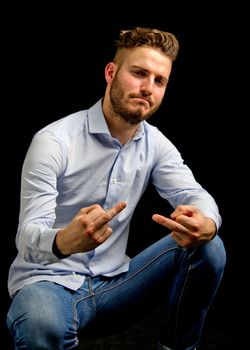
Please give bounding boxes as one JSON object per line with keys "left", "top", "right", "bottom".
{"left": 155, "top": 77, "right": 167, "bottom": 87}
{"left": 134, "top": 70, "right": 146, "bottom": 77}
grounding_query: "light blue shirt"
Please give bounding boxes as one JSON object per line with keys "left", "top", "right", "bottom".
{"left": 8, "top": 99, "right": 221, "bottom": 297}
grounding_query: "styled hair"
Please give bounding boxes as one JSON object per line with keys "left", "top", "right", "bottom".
{"left": 114, "top": 27, "right": 179, "bottom": 62}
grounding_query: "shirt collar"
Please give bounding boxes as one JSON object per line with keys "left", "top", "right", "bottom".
{"left": 88, "top": 98, "right": 144, "bottom": 140}
{"left": 88, "top": 98, "right": 110, "bottom": 135}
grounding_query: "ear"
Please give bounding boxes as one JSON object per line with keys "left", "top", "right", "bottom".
{"left": 105, "top": 62, "right": 117, "bottom": 83}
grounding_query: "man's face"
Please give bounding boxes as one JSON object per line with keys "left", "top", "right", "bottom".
{"left": 109, "top": 46, "right": 172, "bottom": 125}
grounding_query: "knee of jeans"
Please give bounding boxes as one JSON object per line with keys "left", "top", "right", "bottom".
{"left": 9, "top": 308, "right": 68, "bottom": 347}
{"left": 199, "top": 235, "right": 227, "bottom": 274}
{"left": 7, "top": 308, "right": 67, "bottom": 348}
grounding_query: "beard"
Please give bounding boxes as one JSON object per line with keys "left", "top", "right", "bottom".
{"left": 109, "top": 75, "right": 160, "bottom": 125}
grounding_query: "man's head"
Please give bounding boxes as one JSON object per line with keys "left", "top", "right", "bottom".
{"left": 103, "top": 27, "right": 179, "bottom": 126}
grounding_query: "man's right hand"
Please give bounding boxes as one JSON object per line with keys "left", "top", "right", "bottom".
{"left": 54, "top": 202, "right": 127, "bottom": 256}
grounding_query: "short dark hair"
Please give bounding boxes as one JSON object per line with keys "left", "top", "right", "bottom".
{"left": 115, "top": 27, "right": 179, "bottom": 62}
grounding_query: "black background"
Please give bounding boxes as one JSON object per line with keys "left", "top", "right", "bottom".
{"left": 2, "top": 3, "right": 249, "bottom": 349}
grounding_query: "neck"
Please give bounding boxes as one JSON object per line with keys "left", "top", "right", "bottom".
{"left": 106, "top": 115, "right": 139, "bottom": 145}
{"left": 102, "top": 97, "right": 139, "bottom": 145}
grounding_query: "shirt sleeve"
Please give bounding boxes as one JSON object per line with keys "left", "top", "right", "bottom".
{"left": 151, "top": 129, "right": 222, "bottom": 230}
{"left": 16, "top": 131, "right": 66, "bottom": 264}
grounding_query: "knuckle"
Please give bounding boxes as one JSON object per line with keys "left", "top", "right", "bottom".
{"left": 192, "top": 223, "right": 200, "bottom": 233}
{"left": 79, "top": 217, "right": 89, "bottom": 227}
{"left": 94, "top": 236, "right": 104, "bottom": 244}
{"left": 85, "top": 226, "right": 95, "bottom": 236}
{"left": 79, "top": 208, "right": 86, "bottom": 215}
{"left": 191, "top": 232, "right": 200, "bottom": 240}
{"left": 102, "top": 212, "right": 112, "bottom": 222}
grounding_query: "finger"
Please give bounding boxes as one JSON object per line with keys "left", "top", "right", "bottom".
{"left": 152, "top": 214, "right": 176, "bottom": 230}
{"left": 172, "top": 231, "right": 185, "bottom": 243}
{"left": 171, "top": 205, "right": 197, "bottom": 220}
{"left": 175, "top": 215, "right": 198, "bottom": 231}
{"left": 105, "top": 201, "right": 127, "bottom": 222}
{"left": 171, "top": 231, "right": 189, "bottom": 248}
{"left": 95, "top": 201, "right": 127, "bottom": 227}
{"left": 78, "top": 204, "right": 103, "bottom": 217}
{"left": 172, "top": 231, "right": 198, "bottom": 248}
{"left": 93, "top": 226, "right": 113, "bottom": 244}
{"left": 152, "top": 214, "right": 188, "bottom": 234}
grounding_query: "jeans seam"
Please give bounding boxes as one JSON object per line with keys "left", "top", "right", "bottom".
{"left": 87, "top": 276, "right": 97, "bottom": 317}
{"left": 73, "top": 276, "right": 97, "bottom": 332}
{"left": 73, "top": 245, "right": 186, "bottom": 332}
{"left": 173, "top": 262, "right": 192, "bottom": 345}
{"left": 94, "top": 246, "right": 185, "bottom": 296}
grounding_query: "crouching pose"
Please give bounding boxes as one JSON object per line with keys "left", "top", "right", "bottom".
{"left": 7, "top": 27, "right": 226, "bottom": 350}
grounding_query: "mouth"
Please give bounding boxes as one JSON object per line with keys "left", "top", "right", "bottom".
{"left": 132, "top": 96, "right": 152, "bottom": 107}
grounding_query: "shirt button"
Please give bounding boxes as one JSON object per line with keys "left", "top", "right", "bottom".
{"left": 112, "top": 178, "right": 117, "bottom": 184}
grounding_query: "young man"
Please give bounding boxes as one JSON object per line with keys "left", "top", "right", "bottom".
{"left": 7, "top": 27, "right": 226, "bottom": 350}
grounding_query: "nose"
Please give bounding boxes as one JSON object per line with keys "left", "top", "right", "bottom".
{"left": 140, "top": 78, "right": 153, "bottom": 96}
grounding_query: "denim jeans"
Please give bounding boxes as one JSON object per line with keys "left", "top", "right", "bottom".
{"left": 7, "top": 234, "right": 226, "bottom": 350}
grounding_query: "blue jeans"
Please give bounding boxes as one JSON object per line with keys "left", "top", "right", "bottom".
{"left": 7, "top": 234, "right": 226, "bottom": 350}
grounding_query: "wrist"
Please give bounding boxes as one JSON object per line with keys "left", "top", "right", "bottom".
{"left": 52, "top": 235, "right": 70, "bottom": 259}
